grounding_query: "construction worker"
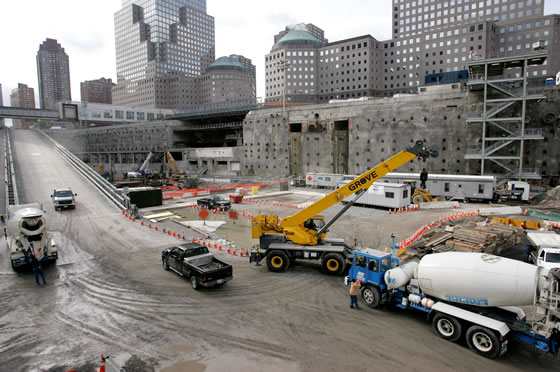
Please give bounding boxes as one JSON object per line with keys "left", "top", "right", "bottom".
{"left": 29, "top": 252, "right": 46, "bottom": 286}
{"left": 420, "top": 168, "right": 428, "bottom": 190}
{"left": 349, "top": 279, "right": 361, "bottom": 309}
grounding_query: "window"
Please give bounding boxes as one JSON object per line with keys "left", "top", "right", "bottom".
{"left": 126, "top": 111, "right": 134, "bottom": 120}
{"left": 368, "top": 259, "right": 378, "bottom": 272}
{"left": 385, "top": 192, "right": 395, "bottom": 199}
{"left": 356, "top": 255, "right": 367, "bottom": 268}
{"left": 115, "top": 110, "right": 123, "bottom": 119}
{"left": 444, "top": 183, "right": 450, "bottom": 192}
{"left": 478, "top": 184, "right": 485, "bottom": 194}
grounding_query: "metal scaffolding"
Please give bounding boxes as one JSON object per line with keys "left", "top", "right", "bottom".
{"left": 465, "top": 52, "right": 548, "bottom": 182}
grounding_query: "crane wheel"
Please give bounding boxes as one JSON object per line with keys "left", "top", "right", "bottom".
{"left": 266, "top": 250, "right": 290, "bottom": 272}
{"left": 412, "top": 194, "right": 425, "bottom": 204}
{"left": 321, "top": 253, "right": 345, "bottom": 275}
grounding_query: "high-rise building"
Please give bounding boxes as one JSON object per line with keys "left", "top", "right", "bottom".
{"left": 36, "top": 38, "right": 72, "bottom": 110}
{"left": 113, "top": 0, "right": 215, "bottom": 108}
{"left": 10, "top": 83, "right": 36, "bottom": 128}
{"left": 81, "top": 78, "right": 114, "bottom": 104}
{"left": 200, "top": 56, "right": 256, "bottom": 105}
{"left": 384, "top": 0, "right": 558, "bottom": 94}
{"left": 265, "top": 1, "right": 559, "bottom": 103}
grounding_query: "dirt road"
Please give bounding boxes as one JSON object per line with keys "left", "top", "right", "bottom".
{"left": 0, "top": 130, "right": 556, "bottom": 371}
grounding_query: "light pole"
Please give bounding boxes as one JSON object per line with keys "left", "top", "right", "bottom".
{"left": 279, "top": 59, "right": 291, "bottom": 117}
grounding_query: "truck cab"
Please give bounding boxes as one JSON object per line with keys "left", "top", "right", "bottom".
{"left": 51, "top": 188, "right": 77, "bottom": 210}
{"left": 526, "top": 231, "right": 560, "bottom": 270}
{"left": 346, "top": 249, "right": 392, "bottom": 307}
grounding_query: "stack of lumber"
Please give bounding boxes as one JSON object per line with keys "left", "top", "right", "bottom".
{"left": 406, "top": 221, "right": 521, "bottom": 258}
{"left": 446, "top": 226, "right": 497, "bottom": 254}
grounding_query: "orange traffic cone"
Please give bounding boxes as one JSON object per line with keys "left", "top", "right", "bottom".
{"left": 99, "top": 354, "right": 106, "bottom": 372}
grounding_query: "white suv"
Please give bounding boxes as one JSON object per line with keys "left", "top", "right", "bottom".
{"left": 51, "top": 189, "right": 77, "bottom": 210}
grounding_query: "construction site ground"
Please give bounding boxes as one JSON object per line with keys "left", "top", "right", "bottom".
{"left": 2, "top": 130, "right": 559, "bottom": 372}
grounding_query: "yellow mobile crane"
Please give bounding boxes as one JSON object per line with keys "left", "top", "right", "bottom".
{"left": 250, "top": 140, "right": 437, "bottom": 275}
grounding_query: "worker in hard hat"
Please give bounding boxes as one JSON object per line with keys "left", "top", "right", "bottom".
{"left": 349, "top": 279, "right": 361, "bottom": 309}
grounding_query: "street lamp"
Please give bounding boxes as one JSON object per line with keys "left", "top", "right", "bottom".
{"left": 279, "top": 59, "right": 291, "bottom": 117}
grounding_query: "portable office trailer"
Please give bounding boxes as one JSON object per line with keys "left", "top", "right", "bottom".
{"left": 306, "top": 173, "right": 344, "bottom": 188}
{"left": 377, "top": 173, "right": 496, "bottom": 201}
{"left": 341, "top": 182, "right": 411, "bottom": 209}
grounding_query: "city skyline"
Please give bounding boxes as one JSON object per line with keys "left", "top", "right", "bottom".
{"left": 1, "top": 0, "right": 559, "bottom": 109}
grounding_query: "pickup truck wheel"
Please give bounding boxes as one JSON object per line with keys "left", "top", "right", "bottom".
{"left": 191, "top": 276, "right": 199, "bottom": 290}
{"left": 362, "top": 285, "right": 380, "bottom": 308}
{"left": 432, "top": 313, "right": 462, "bottom": 342}
{"left": 465, "top": 325, "right": 501, "bottom": 359}
{"left": 321, "top": 253, "right": 345, "bottom": 275}
{"left": 163, "top": 258, "right": 170, "bottom": 271}
{"left": 266, "top": 250, "right": 290, "bottom": 272}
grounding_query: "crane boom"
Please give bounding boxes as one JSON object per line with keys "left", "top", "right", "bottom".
{"left": 251, "top": 140, "right": 437, "bottom": 246}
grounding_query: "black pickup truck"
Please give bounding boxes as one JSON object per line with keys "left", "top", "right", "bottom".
{"left": 162, "top": 243, "right": 233, "bottom": 289}
{"left": 196, "top": 195, "right": 231, "bottom": 211}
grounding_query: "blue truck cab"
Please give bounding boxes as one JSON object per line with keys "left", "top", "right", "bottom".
{"left": 346, "top": 249, "right": 392, "bottom": 308}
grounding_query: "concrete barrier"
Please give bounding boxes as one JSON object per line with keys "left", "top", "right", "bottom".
{"left": 419, "top": 201, "right": 460, "bottom": 209}
{"left": 478, "top": 206, "right": 523, "bottom": 216}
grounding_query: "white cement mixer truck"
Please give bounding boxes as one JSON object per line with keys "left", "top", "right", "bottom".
{"left": 346, "top": 250, "right": 560, "bottom": 359}
{"left": 5, "top": 203, "right": 57, "bottom": 270}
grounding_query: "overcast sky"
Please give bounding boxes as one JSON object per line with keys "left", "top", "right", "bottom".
{"left": 1, "top": 0, "right": 559, "bottom": 108}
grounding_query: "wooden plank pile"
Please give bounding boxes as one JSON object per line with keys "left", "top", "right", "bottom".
{"left": 445, "top": 226, "right": 497, "bottom": 254}
{"left": 408, "top": 221, "right": 520, "bottom": 258}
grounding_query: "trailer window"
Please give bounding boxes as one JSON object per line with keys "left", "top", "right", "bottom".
{"left": 546, "top": 252, "right": 560, "bottom": 263}
{"left": 478, "top": 184, "right": 484, "bottom": 193}
{"left": 368, "top": 259, "right": 378, "bottom": 272}
{"left": 403, "top": 189, "right": 408, "bottom": 198}
{"left": 444, "top": 183, "right": 450, "bottom": 192}
{"left": 385, "top": 192, "right": 395, "bottom": 199}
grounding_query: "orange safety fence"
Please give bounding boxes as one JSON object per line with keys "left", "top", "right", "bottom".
{"left": 160, "top": 181, "right": 282, "bottom": 200}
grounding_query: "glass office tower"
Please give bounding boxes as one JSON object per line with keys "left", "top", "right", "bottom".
{"left": 113, "top": 0, "right": 215, "bottom": 108}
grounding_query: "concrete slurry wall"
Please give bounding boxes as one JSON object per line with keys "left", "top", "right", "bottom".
{"left": 43, "top": 85, "right": 560, "bottom": 181}
{"left": 242, "top": 87, "right": 479, "bottom": 177}
{"left": 242, "top": 86, "right": 560, "bottom": 180}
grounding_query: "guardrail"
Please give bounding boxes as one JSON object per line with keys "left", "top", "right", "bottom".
{"left": 4, "top": 128, "right": 19, "bottom": 207}
{"left": 36, "top": 129, "right": 129, "bottom": 211}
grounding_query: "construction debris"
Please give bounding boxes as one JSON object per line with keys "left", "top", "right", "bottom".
{"left": 409, "top": 219, "right": 521, "bottom": 258}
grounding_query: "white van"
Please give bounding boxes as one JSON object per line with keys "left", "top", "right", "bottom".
{"left": 526, "top": 231, "right": 560, "bottom": 270}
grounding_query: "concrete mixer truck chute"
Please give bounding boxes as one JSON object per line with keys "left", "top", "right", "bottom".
{"left": 346, "top": 250, "right": 560, "bottom": 359}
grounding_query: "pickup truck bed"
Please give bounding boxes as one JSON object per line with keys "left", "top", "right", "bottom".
{"left": 162, "top": 243, "right": 233, "bottom": 289}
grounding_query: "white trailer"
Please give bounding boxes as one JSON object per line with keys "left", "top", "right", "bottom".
{"left": 305, "top": 173, "right": 344, "bottom": 188}
{"left": 377, "top": 172, "right": 497, "bottom": 201}
{"left": 341, "top": 182, "right": 411, "bottom": 209}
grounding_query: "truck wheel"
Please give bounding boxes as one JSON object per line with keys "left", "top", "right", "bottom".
{"left": 432, "top": 313, "right": 462, "bottom": 342}
{"left": 412, "top": 194, "right": 425, "bottom": 204}
{"left": 163, "top": 258, "right": 170, "bottom": 270}
{"left": 266, "top": 250, "right": 290, "bottom": 272}
{"left": 321, "top": 253, "right": 345, "bottom": 275}
{"left": 191, "top": 276, "right": 199, "bottom": 290}
{"left": 362, "top": 285, "right": 380, "bottom": 308}
{"left": 465, "top": 325, "right": 501, "bottom": 359}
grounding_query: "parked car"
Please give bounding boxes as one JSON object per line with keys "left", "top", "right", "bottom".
{"left": 196, "top": 195, "right": 231, "bottom": 211}
{"left": 51, "top": 188, "right": 77, "bottom": 210}
{"left": 161, "top": 243, "right": 233, "bottom": 289}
